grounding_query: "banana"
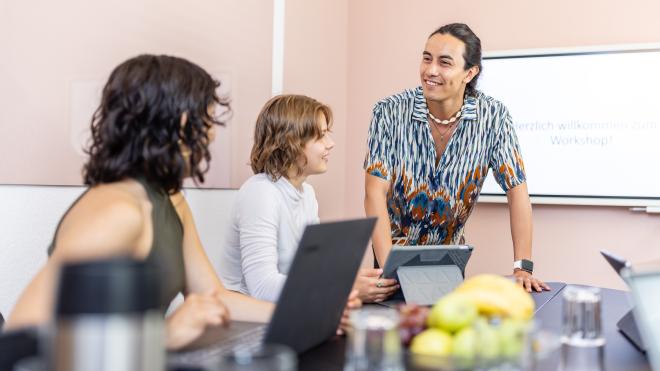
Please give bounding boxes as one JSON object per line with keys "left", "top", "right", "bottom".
{"left": 454, "top": 274, "right": 535, "bottom": 320}
{"left": 455, "top": 287, "right": 511, "bottom": 317}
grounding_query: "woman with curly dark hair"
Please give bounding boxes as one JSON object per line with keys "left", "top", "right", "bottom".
{"left": 7, "top": 54, "right": 274, "bottom": 349}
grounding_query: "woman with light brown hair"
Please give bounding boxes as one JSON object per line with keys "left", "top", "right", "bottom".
{"left": 219, "top": 94, "right": 332, "bottom": 302}
{"left": 218, "top": 94, "right": 399, "bottom": 303}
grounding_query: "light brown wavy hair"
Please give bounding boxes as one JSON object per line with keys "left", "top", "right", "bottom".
{"left": 250, "top": 94, "right": 332, "bottom": 180}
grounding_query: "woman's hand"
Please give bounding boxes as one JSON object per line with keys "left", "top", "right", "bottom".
{"left": 337, "top": 289, "right": 362, "bottom": 336}
{"left": 165, "top": 290, "right": 231, "bottom": 350}
{"left": 354, "top": 268, "right": 399, "bottom": 303}
{"left": 513, "top": 270, "right": 551, "bottom": 293}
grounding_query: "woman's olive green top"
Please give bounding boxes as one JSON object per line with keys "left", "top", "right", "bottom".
{"left": 48, "top": 177, "right": 186, "bottom": 312}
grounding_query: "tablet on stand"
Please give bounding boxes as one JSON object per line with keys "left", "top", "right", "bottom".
{"left": 381, "top": 245, "right": 473, "bottom": 306}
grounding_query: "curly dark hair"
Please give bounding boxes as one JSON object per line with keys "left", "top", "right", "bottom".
{"left": 83, "top": 54, "right": 229, "bottom": 193}
{"left": 430, "top": 23, "right": 482, "bottom": 97}
{"left": 250, "top": 95, "right": 332, "bottom": 180}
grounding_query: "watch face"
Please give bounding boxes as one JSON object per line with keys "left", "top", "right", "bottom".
{"left": 521, "top": 259, "right": 534, "bottom": 272}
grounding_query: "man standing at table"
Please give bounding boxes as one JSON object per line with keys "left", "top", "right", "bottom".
{"left": 363, "top": 23, "right": 550, "bottom": 295}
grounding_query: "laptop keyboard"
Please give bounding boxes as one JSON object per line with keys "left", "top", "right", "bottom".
{"left": 169, "top": 325, "right": 267, "bottom": 366}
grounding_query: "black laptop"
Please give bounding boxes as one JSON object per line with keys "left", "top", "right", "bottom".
{"left": 600, "top": 249, "right": 645, "bottom": 352}
{"left": 170, "top": 218, "right": 377, "bottom": 366}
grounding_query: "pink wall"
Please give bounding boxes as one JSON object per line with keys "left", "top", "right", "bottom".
{"left": 0, "top": 0, "right": 273, "bottom": 189}
{"left": 3, "top": 0, "right": 660, "bottom": 289}
{"left": 283, "top": 0, "right": 348, "bottom": 221}
{"left": 342, "top": 0, "right": 660, "bottom": 289}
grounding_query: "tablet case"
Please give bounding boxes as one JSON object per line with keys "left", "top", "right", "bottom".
{"left": 382, "top": 245, "right": 473, "bottom": 306}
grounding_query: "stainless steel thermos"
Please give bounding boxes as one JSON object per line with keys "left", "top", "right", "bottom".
{"left": 50, "top": 258, "right": 165, "bottom": 371}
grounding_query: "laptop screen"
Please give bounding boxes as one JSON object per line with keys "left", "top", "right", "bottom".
{"left": 600, "top": 249, "right": 630, "bottom": 276}
{"left": 625, "top": 269, "right": 660, "bottom": 370}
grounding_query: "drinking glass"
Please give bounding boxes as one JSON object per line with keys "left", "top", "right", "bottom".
{"left": 559, "top": 286, "right": 605, "bottom": 371}
{"left": 344, "top": 307, "right": 403, "bottom": 371}
{"left": 214, "top": 344, "right": 297, "bottom": 371}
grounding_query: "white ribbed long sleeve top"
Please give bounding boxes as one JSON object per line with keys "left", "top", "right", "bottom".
{"left": 219, "top": 173, "right": 319, "bottom": 302}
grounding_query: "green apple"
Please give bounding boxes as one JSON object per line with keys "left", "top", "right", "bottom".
{"left": 452, "top": 327, "right": 477, "bottom": 359}
{"left": 499, "top": 319, "right": 528, "bottom": 359}
{"left": 410, "top": 328, "right": 453, "bottom": 357}
{"left": 427, "top": 293, "right": 478, "bottom": 333}
{"left": 474, "top": 318, "right": 501, "bottom": 360}
{"left": 451, "top": 327, "right": 477, "bottom": 369}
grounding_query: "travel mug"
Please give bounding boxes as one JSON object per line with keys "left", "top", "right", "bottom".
{"left": 50, "top": 258, "right": 165, "bottom": 371}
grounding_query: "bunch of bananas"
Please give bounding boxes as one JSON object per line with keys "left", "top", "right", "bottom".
{"left": 454, "top": 274, "right": 535, "bottom": 321}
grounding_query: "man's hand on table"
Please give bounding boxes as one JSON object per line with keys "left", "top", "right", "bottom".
{"left": 513, "top": 270, "right": 551, "bottom": 293}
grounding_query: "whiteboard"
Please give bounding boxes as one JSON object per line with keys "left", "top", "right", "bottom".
{"left": 477, "top": 44, "right": 660, "bottom": 207}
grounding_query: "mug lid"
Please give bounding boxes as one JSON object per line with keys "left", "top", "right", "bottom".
{"left": 55, "top": 258, "right": 161, "bottom": 316}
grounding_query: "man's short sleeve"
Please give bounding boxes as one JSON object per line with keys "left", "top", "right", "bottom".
{"left": 364, "top": 103, "right": 393, "bottom": 181}
{"left": 489, "top": 109, "right": 527, "bottom": 192}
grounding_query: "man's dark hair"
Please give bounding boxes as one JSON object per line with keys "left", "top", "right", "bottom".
{"left": 430, "top": 23, "right": 482, "bottom": 96}
{"left": 83, "top": 54, "right": 229, "bottom": 193}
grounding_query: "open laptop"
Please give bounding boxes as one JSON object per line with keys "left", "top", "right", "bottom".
{"left": 600, "top": 249, "right": 645, "bottom": 352}
{"left": 622, "top": 268, "right": 660, "bottom": 370}
{"left": 169, "top": 218, "right": 376, "bottom": 366}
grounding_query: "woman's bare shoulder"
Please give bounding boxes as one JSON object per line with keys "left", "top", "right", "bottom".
{"left": 168, "top": 191, "right": 191, "bottom": 225}
{"left": 53, "top": 180, "right": 150, "bottom": 259}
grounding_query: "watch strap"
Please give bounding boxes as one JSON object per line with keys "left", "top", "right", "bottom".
{"left": 513, "top": 259, "right": 534, "bottom": 273}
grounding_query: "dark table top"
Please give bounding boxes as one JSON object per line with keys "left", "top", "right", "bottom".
{"left": 8, "top": 283, "right": 646, "bottom": 370}
{"left": 533, "top": 284, "right": 649, "bottom": 371}
{"left": 298, "top": 282, "right": 650, "bottom": 371}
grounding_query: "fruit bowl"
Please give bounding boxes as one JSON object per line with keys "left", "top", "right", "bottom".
{"left": 407, "top": 352, "right": 527, "bottom": 371}
{"left": 396, "top": 274, "right": 561, "bottom": 370}
{"left": 405, "top": 323, "right": 560, "bottom": 371}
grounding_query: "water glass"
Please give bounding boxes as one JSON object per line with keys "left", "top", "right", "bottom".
{"left": 214, "top": 344, "right": 297, "bottom": 371}
{"left": 344, "top": 307, "right": 404, "bottom": 371}
{"left": 13, "top": 356, "right": 46, "bottom": 371}
{"left": 559, "top": 286, "right": 605, "bottom": 371}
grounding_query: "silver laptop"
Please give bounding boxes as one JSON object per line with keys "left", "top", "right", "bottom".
{"left": 622, "top": 267, "right": 660, "bottom": 370}
{"left": 600, "top": 249, "right": 645, "bottom": 352}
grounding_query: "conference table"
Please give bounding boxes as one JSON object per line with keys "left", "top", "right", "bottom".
{"left": 296, "top": 282, "right": 650, "bottom": 371}
{"left": 3, "top": 283, "right": 648, "bottom": 370}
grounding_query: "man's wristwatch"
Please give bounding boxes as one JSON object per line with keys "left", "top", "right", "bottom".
{"left": 513, "top": 259, "right": 534, "bottom": 274}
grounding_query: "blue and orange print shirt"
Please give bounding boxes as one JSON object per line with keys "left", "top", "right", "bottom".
{"left": 364, "top": 87, "right": 526, "bottom": 245}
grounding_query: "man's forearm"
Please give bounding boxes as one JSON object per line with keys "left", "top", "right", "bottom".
{"left": 507, "top": 183, "right": 533, "bottom": 263}
{"left": 364, "top": 192, "right": 393, "bottom": 267}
